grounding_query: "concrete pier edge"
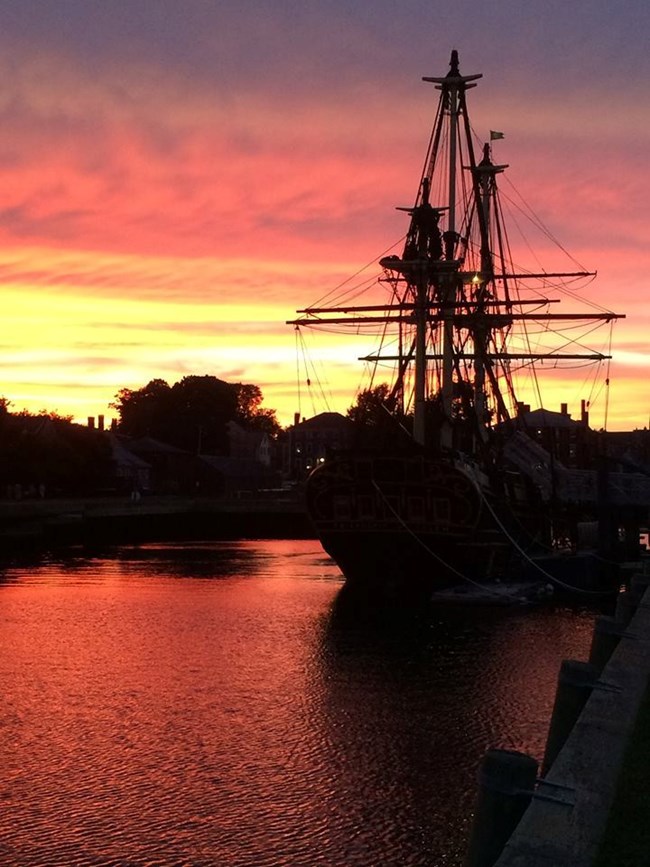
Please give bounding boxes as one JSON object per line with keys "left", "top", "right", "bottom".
{"left": 490, "top": 578, "right": 650, "bottom": 866}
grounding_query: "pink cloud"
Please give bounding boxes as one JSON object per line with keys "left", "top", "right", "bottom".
{"left": 0, "top": 41, "right": 647, "bottom": 430}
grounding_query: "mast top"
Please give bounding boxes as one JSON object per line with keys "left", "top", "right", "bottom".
{"left": 473, "top": 143, "right": 508, "bottom": 175}
{"left": 422, "top": 49, "right": 482, "bottom": 87}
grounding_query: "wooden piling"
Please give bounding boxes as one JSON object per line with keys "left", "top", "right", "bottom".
{"left": 588, "top": 615, "right": 626, "bottom": 673}
{"left": 631, "top": 573, "right": 650, "bottom": 594}
{"left": 542, "top": 659, "right": 598, "bottom": 775}
{"left": 464, "top": 749, "right": 538, "bottom": 867}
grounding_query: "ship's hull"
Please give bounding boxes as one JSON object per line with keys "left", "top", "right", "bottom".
{"left": 305, "top": 452, "right": 540, "bottom": 600}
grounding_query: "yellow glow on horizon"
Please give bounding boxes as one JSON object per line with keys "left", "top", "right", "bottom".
{"left": 0, "top": 233, "right": 647, "bottom": 431}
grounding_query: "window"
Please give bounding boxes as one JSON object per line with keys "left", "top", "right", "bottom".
{"left": 358, "top": 495, "right": 374, "bottom": 519}
{"left": 407, "top": 496, "right": 425, "bottom": 521}
{"left": 333, "top": 496, "right": 352, "bottom": 521}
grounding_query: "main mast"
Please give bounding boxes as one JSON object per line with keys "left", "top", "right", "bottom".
{"left": 383, "top": 50, "right": 482, "bottom": 447}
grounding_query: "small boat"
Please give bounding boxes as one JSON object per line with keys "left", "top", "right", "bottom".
{"left": 289, "top": 51, "right": 646, "bottom": 602}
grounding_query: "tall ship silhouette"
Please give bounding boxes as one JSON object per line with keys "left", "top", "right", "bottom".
{"left": 289, "top": 51, "right": 645, "bottom": 601}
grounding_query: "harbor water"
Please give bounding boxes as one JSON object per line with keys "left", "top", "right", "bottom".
{"left": 1, "top": 539, "right": 597, "bottom": 866}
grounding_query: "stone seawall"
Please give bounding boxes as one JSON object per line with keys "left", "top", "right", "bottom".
{"left": 490, "top": 575, "right": 650, "bottom": 866}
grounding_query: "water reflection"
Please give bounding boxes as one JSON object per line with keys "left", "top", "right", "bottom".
{"left": 317, "top": 589, "right": 596, "bottom": 864}
{"left": 0, "top": 539, "right": 340, "bottom": 585}
{"left": 0, "top": 540, "right": 595, "bottom": 867}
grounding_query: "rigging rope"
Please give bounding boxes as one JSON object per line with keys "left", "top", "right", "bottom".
{"left": 478, "top": 490, "right": 617, "bottom": 597}
{"left": 372, "top": 476, "right": 617, "bottom": 599}
{"left": 603, "top": 322, "right": 613, "bottom": 431}
{"left": 295, "top": 326, "right": 332, "bottom": 416}
{"left": 371, "top": 480, "right": 544, "bottom": 602}
{"left": 308, "top": 241, "right": 406, "bottom": 310}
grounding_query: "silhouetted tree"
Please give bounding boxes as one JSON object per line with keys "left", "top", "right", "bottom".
{"left": 112, "top": 375, "right": 280, "bottom": 453}
{"left": 345, "top": 383, "right": 416, "bottom": 448}
{"left": 347, "top": 383, "right": 396, "bottom": 426}
{"left": 112, "top": 378, "right": 173, "bottom": 438}
{"left": 234, "top": 383, "right": 281, "bottom": 436}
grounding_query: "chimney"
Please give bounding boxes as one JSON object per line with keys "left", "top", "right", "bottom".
{"left": 581, "top": 399, "right": 589, "bottom": 426}
{"left": 560, "top": 403, "right": 568, "bottom": 415}
{"left": 293, "top": 412, "right": 301, "bottom": 427}
{"left": 87, "top": 416, "right": 95, "bottom": 429}
{"left": 98, "top": 414, "right": 105, "bottom": 432}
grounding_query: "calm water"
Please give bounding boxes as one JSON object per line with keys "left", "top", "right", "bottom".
{"left": 0, "top": 539, "right": 597, "bottom": 866}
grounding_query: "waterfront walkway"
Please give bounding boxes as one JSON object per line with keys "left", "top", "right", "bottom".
{"left": 0, "top": 492, "right": 310, "bottom": 549}
{"left": 0, "top": 491, "right": 304, "bottom": 518}
{"left": 594, "top": 682, "right": 650, "bottom": 866}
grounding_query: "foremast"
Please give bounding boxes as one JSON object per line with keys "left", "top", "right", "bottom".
{"left": 420, "top": 50, "right": 483, "bottom": 448}
{"left": 380, "top": 49, "right": 500, "bottom": 449}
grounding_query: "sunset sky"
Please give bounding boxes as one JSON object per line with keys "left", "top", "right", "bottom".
{"left": 0, "top": 1, "right": 648, "bottom": 431}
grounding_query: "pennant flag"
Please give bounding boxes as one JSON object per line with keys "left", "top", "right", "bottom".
{"left": 490, "top": 130, "right": 505, "bottom": 140}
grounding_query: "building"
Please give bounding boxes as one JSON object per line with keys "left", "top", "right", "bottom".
{"left": 226, "top": 421, "right": 273, "bottom": 466}
{"left": 281, "top": 412, "right": 356, "bottom": 479}
{"left": 513, "top": 401, "right": 592, "bottom": 468}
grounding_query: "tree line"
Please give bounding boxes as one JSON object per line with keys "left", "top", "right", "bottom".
{"left": 111, "top": 375, "right": 281, "bottom": 452}
{"left": 0, "top": 376, "right": 281, "bottom": 495}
